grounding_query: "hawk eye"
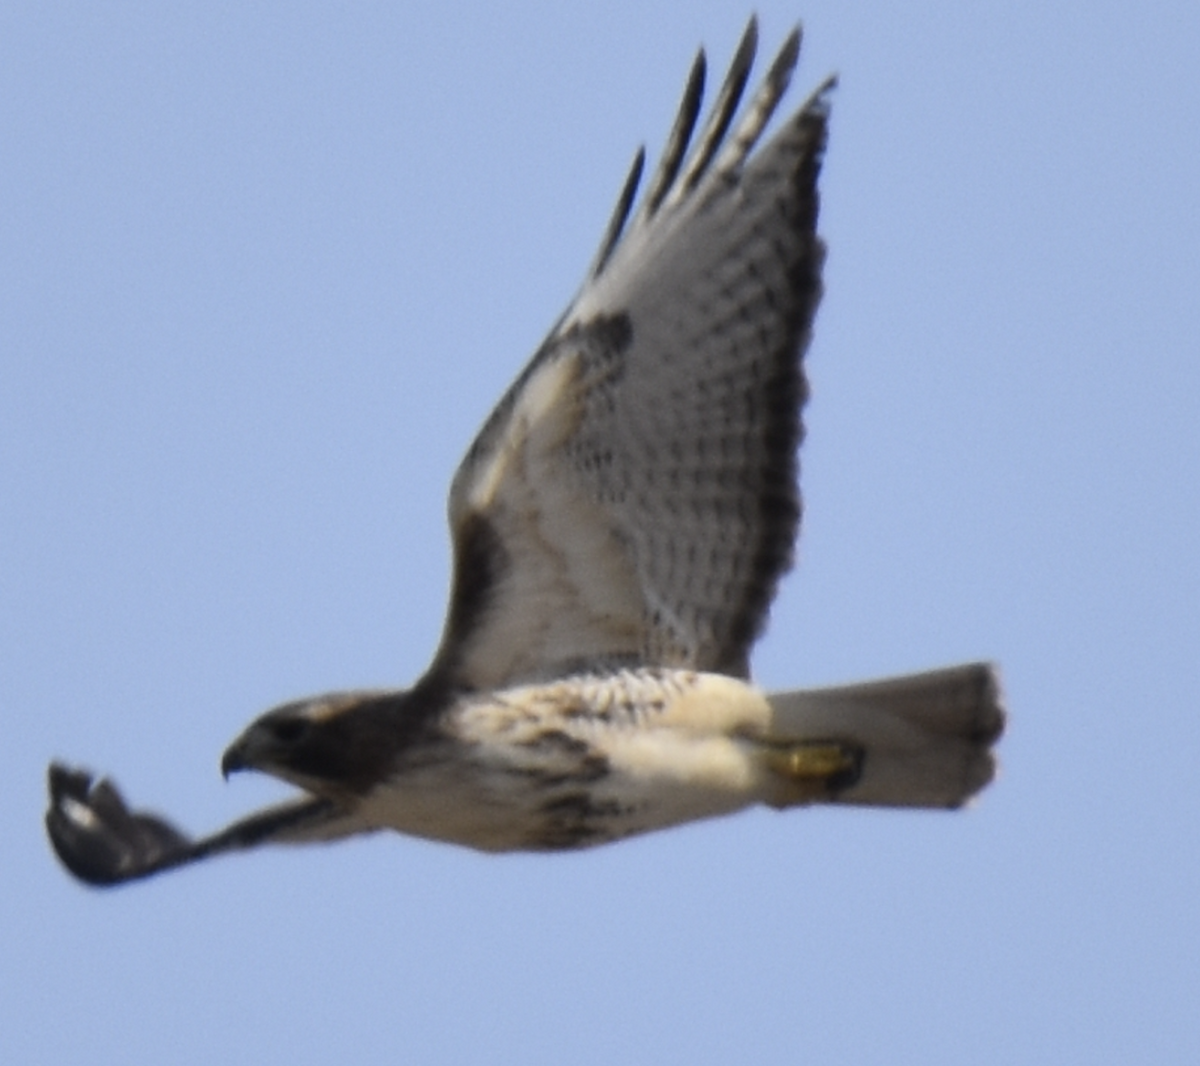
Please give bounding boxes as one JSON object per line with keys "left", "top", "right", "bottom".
{"left": 270, "top": 718, "right": 308, "bottom": 744}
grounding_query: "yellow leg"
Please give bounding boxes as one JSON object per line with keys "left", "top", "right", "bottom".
{"left": 763, "top": 741, "right": 863, "bottom": 806}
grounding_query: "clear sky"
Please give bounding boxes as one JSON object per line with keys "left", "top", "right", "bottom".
{"left": 3, "top": 2, "right": 1198, "bottom": 1063}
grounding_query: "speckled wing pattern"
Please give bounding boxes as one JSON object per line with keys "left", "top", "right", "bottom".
{"left": 437, "top": 22, "right": 833, "bottom": 691}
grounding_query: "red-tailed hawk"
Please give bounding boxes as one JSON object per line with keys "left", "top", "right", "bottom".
{"left": 46, "top": 19, "right": 1003, "bottom": 887}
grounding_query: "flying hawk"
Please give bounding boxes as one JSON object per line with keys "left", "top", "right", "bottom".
{"left": 46, "top": 19, "right": 1003, "bottom": 887}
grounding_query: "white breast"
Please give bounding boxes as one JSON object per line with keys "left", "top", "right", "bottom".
{"left": 355, "top": 669, "right": 774, "bottom": 852}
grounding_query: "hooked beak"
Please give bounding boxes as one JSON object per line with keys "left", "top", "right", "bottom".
{"left": 221, "top": 739, "right": 249, "bottom": 779}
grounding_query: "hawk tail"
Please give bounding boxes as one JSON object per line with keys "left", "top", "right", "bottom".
{"left": 766, "top": 663, "right": 1004, "bottom": 809}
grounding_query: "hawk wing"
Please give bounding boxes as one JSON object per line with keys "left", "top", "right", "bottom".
{"left": 430, "top": 20, "right": 833, "bottom": 691}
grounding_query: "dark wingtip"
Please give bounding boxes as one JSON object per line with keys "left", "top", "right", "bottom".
{"left": 45, "top": 762, "right": 189, "bottom": 887}
{"left": 739, "top": 13, "right": 760, "bottom": 64}
{"left": 810, "top": 72, "right": 839, "bottom": 107}
{"left": 640, "top": 48, "right": 706, "bottom": 219}
{"left": 677, "top": 15, "right": 760, "bottom": 193}
{"left": 583, "top": 20, "right": 833, "bottom": 287}
{"left": 587, "top": 147, "right": 646, "bottom": 281}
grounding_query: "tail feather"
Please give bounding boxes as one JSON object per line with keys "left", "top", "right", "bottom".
{"left": 766, "top": 663, "right": 1004, "bottom": 809}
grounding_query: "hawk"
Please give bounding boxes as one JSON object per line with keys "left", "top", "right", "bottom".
{"left": 46, "top": 19, "right": 1003, "bottom": 887}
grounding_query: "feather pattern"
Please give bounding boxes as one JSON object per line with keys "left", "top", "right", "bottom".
{"left": 439, "top": 23, "right": 833, "bottom": 690}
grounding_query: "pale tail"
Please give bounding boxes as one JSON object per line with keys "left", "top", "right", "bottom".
{"left": 766, "top": 663, "right": 1005, "bottom": 809}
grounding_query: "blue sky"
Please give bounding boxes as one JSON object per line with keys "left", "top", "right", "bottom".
{"left": 3, "top": 2, "right": 1197, "bottom": 1063}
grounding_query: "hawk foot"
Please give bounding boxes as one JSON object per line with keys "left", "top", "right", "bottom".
{"left": 764, "top": 741, "right": 863, "bottom": 805}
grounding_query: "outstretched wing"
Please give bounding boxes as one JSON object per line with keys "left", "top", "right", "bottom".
{"left": 432, "top": 19, "right": 833, "bottom": 691}
{"left": 45, "top": 763, "right": 364, "bottom": 886}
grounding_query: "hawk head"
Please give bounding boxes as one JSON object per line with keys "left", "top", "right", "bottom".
{"left": 221, "top": 691, "right": 413, "bottom": 800}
